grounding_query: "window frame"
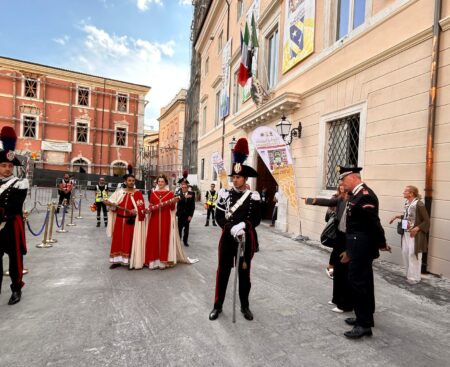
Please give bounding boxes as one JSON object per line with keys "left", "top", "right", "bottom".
{"left": 76, "top": 85, "right": 91, "bottom": 107}
{"left": 205, "top": 56, "right": 209, "bottom": 75}
{"left": 214, "top": 90, "right": 221, "bottom": 127}
{"left": 116, "top": 92, "right": 129, "bottom": 113}
{"left": 202, "top": 105, "right": 208, "bottom": 135}
{"left": 20, "top": 113, "right": 39, "bottom": 139}
{"left": 335, "top": 0, "right": 369, "bottom": 41}
{"left": 22, "top": 77, "right": 39, "bottom": 99}
{"left": 74, "top": 119, "right": 90, "bottom": 144}
{"left": 237, "top": 0, "right": 244, "bottom": 21}
{"left": 114, "top": 125, "right": 128, "bottom": 147}
{"left": 232, "top": 68, "right": 242, "bottom": 114}
{"left": 218, "top": 30, "right": 223, "bottom": 54}
{"left": 265, "top": 24, "right": 280, "bottom": 90}
{"left": 317, "top": 102, "right": 367, "bottom": 195}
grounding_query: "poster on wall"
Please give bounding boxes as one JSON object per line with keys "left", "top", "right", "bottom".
{"left": 251, "top": 126, "right": 298, "bottom": 209}
{"left": 282, "top": 0, "right": 315, "bottom": 74}
{"left": 219, "top": 39, "right": 232, "bottom": 120}
{"left": 242, "top": 0, "right": 260, "bottom": 102}
{"left": 211, "top": 152, "right": 229, "bottom": 189}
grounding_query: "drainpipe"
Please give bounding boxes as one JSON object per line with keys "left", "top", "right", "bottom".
{"left": 423, "top": 0, "right": 442, "bottom": 273}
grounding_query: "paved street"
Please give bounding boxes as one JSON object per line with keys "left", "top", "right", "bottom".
{"left": 1, "top": 200, "right": 449, "bottom": 367}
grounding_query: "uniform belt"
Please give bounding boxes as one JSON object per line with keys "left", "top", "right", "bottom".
{"left": 117, "top": 214, "right": 136, "bottom": 219}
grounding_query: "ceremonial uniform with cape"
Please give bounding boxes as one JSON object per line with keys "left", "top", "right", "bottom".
{"left": 0, "top": 126, "right": 28, "bottom": 305}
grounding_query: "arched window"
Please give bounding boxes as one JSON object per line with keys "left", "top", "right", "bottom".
{"left": 72, "top": 158, "right": 89, "bottom": 173}
{"left": 111, "top": 161, "right": 127, "bottom": 177}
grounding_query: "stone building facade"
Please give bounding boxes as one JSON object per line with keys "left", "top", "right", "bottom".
{"left": 194, "top": 0, "right": 450, "bottom": 276}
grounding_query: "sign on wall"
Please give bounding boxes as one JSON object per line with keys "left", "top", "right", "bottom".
{"left": 41, "top": 141, "right": 72, "bottom": 152}
{"left": 282, "top": 0, "right": 315, "bottom": 74}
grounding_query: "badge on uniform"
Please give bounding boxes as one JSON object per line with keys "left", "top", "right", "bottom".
{"left": 234, "top": 163, "right": 242, "bottom": 174}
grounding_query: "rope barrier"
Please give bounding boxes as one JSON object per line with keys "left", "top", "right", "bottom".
{"left": 54, "top": 210, "right": 62, "bottom": 228}
{"left": 73, "top": 198, "right": 80, "bottom": 210}
{"left": 26, "top": 211, "right": 49, "bottom": 236}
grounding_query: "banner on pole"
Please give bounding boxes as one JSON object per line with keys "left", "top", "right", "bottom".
{"left": 220, "top": 39, "right": 232, "bottom": 120}
{"left": 251, "top": 127, "right": 298, "bottom": 209}
{"left": 212, "top": 152, "right": 229, "bottom": 189}
{"left": 242, "top": 0, "right": 260, "bottom": 102}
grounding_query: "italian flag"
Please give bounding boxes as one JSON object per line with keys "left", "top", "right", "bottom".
{"left": 238, "top": 22, "right": 250, "bottom": 87}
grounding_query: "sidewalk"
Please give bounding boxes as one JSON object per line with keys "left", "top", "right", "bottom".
{"left": 0, "top": 200, "right": 449, "bottom": 367}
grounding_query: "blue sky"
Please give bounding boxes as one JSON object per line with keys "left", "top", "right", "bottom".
{"left": 1, "top": 0, "right": 193, "bottom": 130}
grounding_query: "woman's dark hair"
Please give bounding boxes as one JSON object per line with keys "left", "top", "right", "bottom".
{"left": 123, "top": 174, "right": 135, "bottom": 180}
{"left": 156, "top": 174, "right": 168, "bottom": 185}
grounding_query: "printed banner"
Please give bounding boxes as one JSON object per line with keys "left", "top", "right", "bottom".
{"left": 242, "top": 0, "right": 260, "bottom": 102}
{"left": 251, "top": 127, "right": 298, "bottom": 209}
{"left": 211, "top": 152, "right": 229, "bottom": 189}
{"left": 220, "top": 39, "right": 232, "bottom": 120}
{"left": 282, "top": 0, "right": 315, "bottom": 74}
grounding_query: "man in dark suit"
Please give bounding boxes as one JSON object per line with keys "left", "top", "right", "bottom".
{"left": 339, "top": 166, "right": 390, "bottom": 339}
{"left": 176, "top": 180, "right": 195, "bottom": 247}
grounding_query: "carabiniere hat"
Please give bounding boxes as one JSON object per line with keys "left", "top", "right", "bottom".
{"left": 0, "top": 126, "right": 22, "bottom": 166}
{"left": 338, "top": 165, "right": 362, "bottom": 180}
{"left": 229, "top": 138, "right": 258, "bottom": 178}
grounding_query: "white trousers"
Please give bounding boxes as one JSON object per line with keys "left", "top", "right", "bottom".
{"left": 402, "top": 233, "right": 422, "bottom": 282}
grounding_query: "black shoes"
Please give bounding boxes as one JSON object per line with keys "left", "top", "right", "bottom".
{"left": 8, "top": 290, "right": 22, "bottom": 305}
{"left": 241, "top": 307, "right": 254, "bottom": 321}
{"left": 209, "top": 308, "right": 222, "bottom": 320}
{"left": 212, "top": 222, "right": 217, "bottom": 226}
{"left": 96, "top": 222, "right": 100, "bottom": 227}
{"left": 184, "top": 243, "right": 189, "bottom": 247}
{"left": 205, "top": 222, "right": 209, "bottom": 226}
{"left": 109, "top": 263, "right": 121, "bottom": 269}
{"left": 345, "top": 317, "right": 357, "bottom": 326}
{"left": 344, "top": 326, "right": 372, "bottom": 339}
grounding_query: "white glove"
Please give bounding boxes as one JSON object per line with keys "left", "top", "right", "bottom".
{"left": 230, "top": 222, "right": 246, "bottom": 237}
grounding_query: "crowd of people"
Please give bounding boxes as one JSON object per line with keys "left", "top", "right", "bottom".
{"left": 0, "top": 127, "right": 432, "bottom": 340}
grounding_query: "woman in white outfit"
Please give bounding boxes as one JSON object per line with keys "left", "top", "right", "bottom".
{"left": 389, "top": 186, "right": 430, "bottom": 284}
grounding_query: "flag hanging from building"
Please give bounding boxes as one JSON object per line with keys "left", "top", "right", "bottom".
{"left": 238, "top": 24, "right": 250, "bottom": 87}
{"left": 242, "top": 0, "right": 260, "bottom": 101}
{"left": 282, "top": 0, "right": 315, "bottom": 73}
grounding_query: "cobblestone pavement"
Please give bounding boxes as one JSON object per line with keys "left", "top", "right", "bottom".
{"left": 1, "top": 200, "right": 449, "bottom": 367}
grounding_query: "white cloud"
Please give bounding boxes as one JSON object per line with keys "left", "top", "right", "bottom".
{"left": 66, "top": 24, "right": 188, "bottom": 130}
{"left": 53, "top": 35, "right": 70, "bottom": 46}
{"left": 179, "top": 0, "right": 191, "bottom": 5}
{"left": 137, "top": 0, "right": 163, "bottom": 11}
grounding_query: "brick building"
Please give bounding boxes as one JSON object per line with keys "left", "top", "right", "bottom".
{"left": 0, "top": 56, "right": 150, "bottom": 177}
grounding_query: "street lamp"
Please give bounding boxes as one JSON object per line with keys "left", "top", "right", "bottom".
{"left": 229, "top": 136, "right": 237, "bottom": 151}
{"left": 276, "top": 115, "right": 302, "bottom": 145}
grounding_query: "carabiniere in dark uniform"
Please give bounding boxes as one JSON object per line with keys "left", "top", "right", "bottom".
{"left": 339, "top": 166, "right": 388, "bottom": 339}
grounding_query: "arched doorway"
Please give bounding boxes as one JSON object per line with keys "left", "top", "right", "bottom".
{"left": 256, "top": 155, "right": 278, "bottom": 220}
{"left": 72, "top": 158, "right": 89, "bottom": 173}
{"left": 111, "top": 161, "right": 127, "bottom": 177}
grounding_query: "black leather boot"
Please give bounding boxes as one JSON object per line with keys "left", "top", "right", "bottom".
{"left": 241, "top": 307, "right": 254, "bottom": 321}
{"left": 344, "top": 326, "right": 372, "bottom": 339}
{"left": 209, "top": 308, "right": 222, "bottom": 320}
{"left": 8, "top": 290, "right": 22, "bottom": 305}
{"left": 205, "top": 221, "right": 209, "bottom": 226}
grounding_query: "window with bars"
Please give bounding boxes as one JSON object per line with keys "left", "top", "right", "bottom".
{"left": 23, "top": 115, "right": 37, "bottom": 138}
{"left": 77, "top": 86, "right": 90, "bottom": 106}
{"left": 326, "top": 113, "right": 360, "bottom": 189}
{"left": 76, "top": 122, "right": 88, "bottom": 143}
{"left": 115, "top": 127, "right": 127, "bottom": 146}
{"left": 24, "top": 78, "right": 38, "bottom": 98}
{"left": 117, "top": 93, "right": 128, "bottom": 112}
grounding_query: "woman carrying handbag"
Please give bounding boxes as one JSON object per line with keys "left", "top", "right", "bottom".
{"left": 303, "top": 183, "right": 353, "bottom": 313}
{"left": 389, "top": 186, "right": 430, "bottom": 284}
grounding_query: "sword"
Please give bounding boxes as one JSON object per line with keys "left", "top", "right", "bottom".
{"left": 232, "top": 232, "right": 246, "bottom": 323}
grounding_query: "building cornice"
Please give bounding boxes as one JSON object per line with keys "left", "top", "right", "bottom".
{"left": 233, "top": 92, "right": 302, "bottom": 130}
{"left": 440, "top": 16, "right": 450, "bottom": 32}
{"left": 195, "top": 1, "right": 226, "bottom": 53}
{"left": 257, "top": 0, "right": 280, "bottom": 28}
{"left": 0, "top": 56, "right": 150, "bottom": 94}
{"left": 211, "top": 74, "right": 223, "bottom": 89}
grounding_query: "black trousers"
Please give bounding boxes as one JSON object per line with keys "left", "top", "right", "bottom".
{"left": 214, "top": 234, "right": 252, "bottom": 310}
{"left": 347, "top": 232, "right": 375, "bottom": 328}
{"left": 96, "top": 202, "right": 107, "bottom": 223}
{"left": 271, "top": 206, "right": 278, "bottom": 224}
{"left": 0, "top": 230, "right": 24, "bottom": 293}
{"left": 330, "top": 232, "right": 353, "bottom": 311}
{"left": 206, "top": 206, "right": 215, "bottom": 222}
{"left": 177, "top": 216, "right": 190, "bottom": 244}
{"left": 57, "top": 191, "right": 71, "bottom": 212}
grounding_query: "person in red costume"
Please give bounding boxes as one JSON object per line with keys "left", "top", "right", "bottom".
{"left": 105, "top": 174, "right": 146, "bottom": 269}
{"left": 145, "top": 174, "right": 181, "bottom": 269}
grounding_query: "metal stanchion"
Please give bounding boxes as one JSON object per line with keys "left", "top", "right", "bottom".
{"left": 76, "top": 193, "right": 83, "bottom": 219}
{"left": 56, "top": 200, "right": 68, "bottom": 233}
{"left": 66, "top": 198, "right": 76, "bottom": 226}
{"left": 36, "top": 203, "right": 53, "bottom": 248}
{"left": 46, "top": 201, "right": 58, "bottom": 243}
